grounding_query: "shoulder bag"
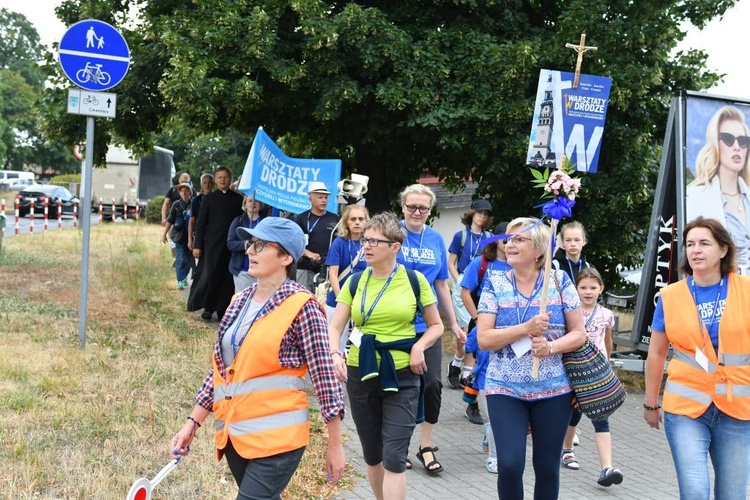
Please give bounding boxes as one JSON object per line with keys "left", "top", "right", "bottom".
{"left": 553, "top": 272, "right": 626, "bottom": 421}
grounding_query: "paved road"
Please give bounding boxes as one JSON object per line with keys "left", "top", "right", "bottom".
{"left": 334, "top": 352, "right": 688, "bottom": 500}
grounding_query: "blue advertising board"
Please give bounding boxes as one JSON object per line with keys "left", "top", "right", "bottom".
{"left": 59, "top": 19, "right": 130, "bottom": 91}
{"left": 526, "top": 69, "right": 612, "bottom": 173}
{"left": 238, "top": 128, "right": 341, "bottom": 214}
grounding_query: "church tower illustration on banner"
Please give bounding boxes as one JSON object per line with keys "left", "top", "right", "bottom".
{"left": 529, "top": 73, "right": 556, "bottom": 168}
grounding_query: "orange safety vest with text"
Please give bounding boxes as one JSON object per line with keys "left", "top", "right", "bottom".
{"left": 661, "top": 273, "right": 750, "bottom": 420}
{"left": 213, "top": 292, "right": 313, "bottom": 459}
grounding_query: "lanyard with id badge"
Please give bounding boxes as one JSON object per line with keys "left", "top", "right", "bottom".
{"left": 689, "top": 277, "right": 724, "bottom": 372}
{"left": 348, "top": 265, "right": 399, "bottom": 348}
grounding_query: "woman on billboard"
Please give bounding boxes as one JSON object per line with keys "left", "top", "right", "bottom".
{"left": 686, "top": 105, "right": 750, "bottom": 270}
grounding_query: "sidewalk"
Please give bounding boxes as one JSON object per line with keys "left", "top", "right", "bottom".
{"left": 335, "top": 352, "right": 683, "bottom": 500}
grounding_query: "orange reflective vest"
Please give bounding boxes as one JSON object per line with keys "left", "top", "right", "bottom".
{"left": 661, "top": 273, "right": 750, "bottom": 420}
{"left": 213, "top": 292, "right": 313, "bottom": 459}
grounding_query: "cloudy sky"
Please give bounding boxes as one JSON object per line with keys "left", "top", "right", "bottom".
{"left": 2, "top": 0, "right": 749, "bottom": 99}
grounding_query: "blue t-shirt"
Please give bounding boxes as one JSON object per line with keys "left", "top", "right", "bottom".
{"left": 460, "top": 256, "right": 512, "bottom": 296}
{"left": 324, "top": 236, "right": 367, "bottom": 307}
{"left": 448, "top": 228, "right": 490, "bottom": 274}
{"left": 477, "top": 269, "right": 580, "bottom": 401}
{"left": 651, "top": 278, "right": 727, "bottom": 352}
{"left": 396, "top": 224, "right": 449, "bottom": 333}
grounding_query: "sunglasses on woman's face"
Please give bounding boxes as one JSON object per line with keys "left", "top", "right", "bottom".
{"left": 718, "top": 132, "right": 750, "bottom": 149}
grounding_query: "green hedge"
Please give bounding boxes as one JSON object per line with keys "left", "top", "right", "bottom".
{"left": 146, "top": 196, "right": 164, "bottom": 224}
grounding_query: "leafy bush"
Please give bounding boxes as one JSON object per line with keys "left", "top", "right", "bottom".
{"left": 146, "top": 196, "right": 164, "bottom": 224}
{"left": 49, "top": 174, "right": 82, "bottom": 196}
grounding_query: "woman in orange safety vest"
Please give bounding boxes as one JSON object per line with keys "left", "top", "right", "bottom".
{"left": 645, "top": 216, "right": 750, "bottom": 499}
{"left": 170, "top": 217, "right": 346, "bottom": 499}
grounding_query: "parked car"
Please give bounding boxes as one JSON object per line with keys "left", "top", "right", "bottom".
{"left": 17, "top": 185, "right": 79, "bottom": 217}
{"left": 7, "top": 179, "right": 35, "bottom": 191}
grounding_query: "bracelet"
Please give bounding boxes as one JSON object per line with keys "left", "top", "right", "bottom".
{"left": 186, "top": 415, "right": 202, "bottom": 427}
{"left": 547, "top": 341, "right": 555, "bottom": 355}
{"left": 643, "top": 403, "right": 661, "bottom": 411}
{"left": 331, "top": 350, "right": 342, "bottom": 357}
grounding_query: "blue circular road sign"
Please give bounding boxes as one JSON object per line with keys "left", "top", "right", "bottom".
{"left": 59, "top": 19, "right": 130, "bottom": 91}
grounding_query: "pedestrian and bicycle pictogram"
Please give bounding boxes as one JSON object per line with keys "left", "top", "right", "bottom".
{"left": 58, "top": 19, "right": 130, "bottom": 91}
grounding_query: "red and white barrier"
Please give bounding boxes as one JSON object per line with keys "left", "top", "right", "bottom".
{"left": 124, "top": 196, "right": 128, "bottom": 221}
{"left": 1, "top": 199, "right": 4, "bottom": 239}
{"left": 43, "top": 197, "right": 49, "bottom": 233}
{"left": 111, "top": 198, "right": 116, "bottom": 221}
{"left": 29, "top": 199, "right": 34, "bottom": 234}
{"left": 99, "top": 198, "right": 103, "bottom": 223}
{"left": 14, "top": 196, "right": 19, "bottom": 235}
{"left": 135, "top": 198, "right": 140, "bottom": 221}
{"left": 57, "top": 200, "right": 63, "bottom": 229}
{"left": 73, "top": 201, "right": 78, "bottom": 229}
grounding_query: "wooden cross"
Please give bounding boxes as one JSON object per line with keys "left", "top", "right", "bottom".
{"left": 565, "top": 34, "right": 597, "bottom": 88}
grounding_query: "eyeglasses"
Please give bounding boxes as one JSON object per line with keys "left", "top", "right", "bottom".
{"left": 244, "top": 238, "right": 283, "bottom": 253}
{"left": 502, "top": 235, "right": 532, "bottom": 245}
{"left": 360, "top": 237, "right": 395, "bottom": 247}
{"left": 718, "top": 132, "right": 750, "bottom": 149}
{"left": 404, "top": 204, "right": 431, "bottom": 215}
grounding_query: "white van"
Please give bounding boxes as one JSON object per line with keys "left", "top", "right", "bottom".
{"left": 0, "top": 171, "right": 35, "bottom": 190}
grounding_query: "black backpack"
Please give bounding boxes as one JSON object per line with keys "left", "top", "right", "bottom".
{"left": 348, "top": 266, "right": 424, "bottom": 323}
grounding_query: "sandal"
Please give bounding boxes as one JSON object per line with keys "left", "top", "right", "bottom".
{"left": 597, "top": 467, "right": 623, "bottom": 486}
{"left": 485, "top": 458, "right": 498, "bottom": 474}
{"left": 405, "top": 458, "right": 412, "bottom": 470}
{"left": 416, "top": 446, "right": 443, "bottom": 474}
{"left": 561, "top": 449, "right": 580, "bottom": 470}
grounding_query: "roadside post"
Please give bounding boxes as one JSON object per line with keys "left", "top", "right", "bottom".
{"left": 59, "top": 19, "right": 130, "bottom": 349}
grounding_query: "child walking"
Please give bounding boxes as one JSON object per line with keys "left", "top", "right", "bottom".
{"left": 560, "top": 268, "right": 624, "bottom": 487}
{"left": 552, "top": 220, "right": 592, "bottom": 283}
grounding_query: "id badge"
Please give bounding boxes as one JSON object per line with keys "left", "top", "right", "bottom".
{"left": 349, "top": 326, "right": 363, "bottom": 348}
{"left": 695, "top": 347, "right": 709, "bottom": 372}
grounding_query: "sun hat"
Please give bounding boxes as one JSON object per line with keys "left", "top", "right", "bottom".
{"left": 307, "top": 181, "right": 331, "bottom": 195}
{"left": 471, "top": 199, "right": 493, "bottom": 214}
{"left": 236, "top": 218, "right": 305, "bottom": 262}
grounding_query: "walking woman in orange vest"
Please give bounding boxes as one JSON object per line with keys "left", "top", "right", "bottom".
{"left": 170, "top": 217, "right": 346, "bottom": 499}
{"left": 645, "top": 217, "right": 750, "bottom": 499}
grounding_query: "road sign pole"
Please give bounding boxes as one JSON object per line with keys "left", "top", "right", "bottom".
{"left": 78, "top": 116, "right": 95, "bottom": 350}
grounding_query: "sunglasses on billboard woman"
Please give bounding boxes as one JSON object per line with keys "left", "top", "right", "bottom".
{"left": 718, "top": 132, "right": 750, "bottom": 149}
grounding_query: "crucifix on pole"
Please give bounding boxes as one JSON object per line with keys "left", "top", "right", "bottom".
{"left": 565, "top": 34, "right": 597, "bottom": 88}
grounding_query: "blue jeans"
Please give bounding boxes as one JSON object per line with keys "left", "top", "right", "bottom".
{"left": 487, "top": 392, "right": 573, "bottom": 500}
{"left": 664, "top": 405, "right": 750, "bottom": 500}
{"left": 174, "top": 243, "right": 191, "bottom": 281}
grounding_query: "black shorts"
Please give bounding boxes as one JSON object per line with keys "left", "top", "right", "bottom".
{"left": 346, "top": 365, "right": 420, "bottom": 473}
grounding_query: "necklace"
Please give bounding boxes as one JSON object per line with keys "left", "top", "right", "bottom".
{"left": 723, "top": 192, "right": 745, "bottom": 213}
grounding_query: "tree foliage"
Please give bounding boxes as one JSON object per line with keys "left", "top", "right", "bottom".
{"left": 0, "top": 8, "right": 78, "bottom": 173}
{"left": 44, "top": 0, "right": 734, "bottom": 285}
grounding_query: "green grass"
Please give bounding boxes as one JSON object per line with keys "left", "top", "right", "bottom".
{"left": 0, "top": 223, "right": 354, "bottom": 499}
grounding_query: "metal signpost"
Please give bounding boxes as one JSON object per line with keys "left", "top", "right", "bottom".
{"left": 59, "top": 20, "right": 130, "bottom": 349}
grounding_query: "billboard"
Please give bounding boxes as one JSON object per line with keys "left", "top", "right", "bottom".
{"left": 629, "top": 92, "right": 750, "bottom": 354}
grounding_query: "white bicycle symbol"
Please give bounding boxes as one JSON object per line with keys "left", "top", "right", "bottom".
{"left": 76, "top": 62, "right": 112, "bottom": 86}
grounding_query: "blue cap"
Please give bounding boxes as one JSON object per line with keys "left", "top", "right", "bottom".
{"left": 236, "top": 218, "right": 306, "bottom": 262}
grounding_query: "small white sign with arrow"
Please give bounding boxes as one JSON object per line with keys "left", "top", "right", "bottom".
{"left": 67, "top": 89, "right": 117, "bottom": 118}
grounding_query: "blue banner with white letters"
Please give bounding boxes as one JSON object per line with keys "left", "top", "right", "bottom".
{"left": 526, "top": 69, "right": 612, "bottom": 173}
{"left": 238, "top": 128, "right": 341, "bottom": 214}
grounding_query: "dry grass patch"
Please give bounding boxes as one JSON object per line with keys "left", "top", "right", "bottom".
{"left": 0, "top": 223, "right": 354, "bottom": 499}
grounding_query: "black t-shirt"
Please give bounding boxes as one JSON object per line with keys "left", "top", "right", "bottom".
{"left": 165, "top": 185, "right": 180, "bottom": 204}
{"left": 294, "top": 210, "right": 339, "bottom": 270}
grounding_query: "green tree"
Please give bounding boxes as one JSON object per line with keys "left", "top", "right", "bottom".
{"left": 46, "top": 0, "right": 732, "bottom": 285}
{"left": 0, "top": 8, "right": 78, "bottom": 173}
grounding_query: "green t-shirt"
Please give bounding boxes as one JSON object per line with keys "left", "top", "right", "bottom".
{"left": 338, "top": 265, "right": 437, "bottom": 370}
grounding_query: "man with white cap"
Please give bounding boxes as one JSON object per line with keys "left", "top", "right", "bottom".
{"left": 294, "top": 181, "right": 339, "bottom": 291}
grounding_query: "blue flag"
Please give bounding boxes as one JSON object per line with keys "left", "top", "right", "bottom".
{"left": 527, "top": 69, "right": 612, "bottom": 173}
{"left": 238, "top": 128, "right": 341, "bottom": 213}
